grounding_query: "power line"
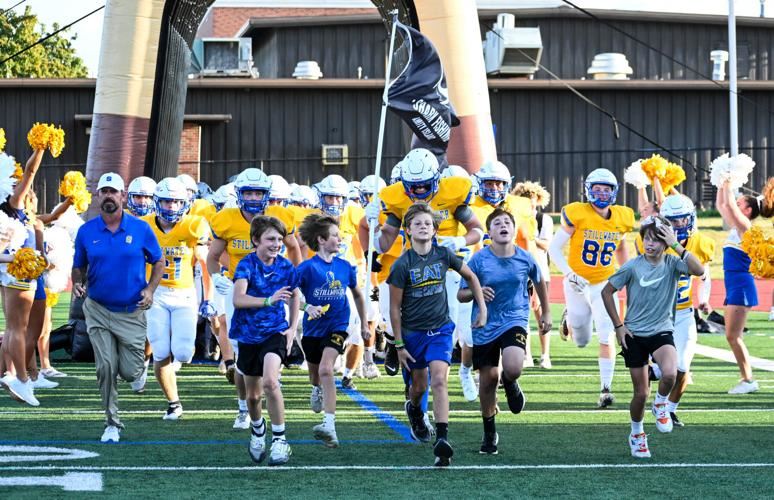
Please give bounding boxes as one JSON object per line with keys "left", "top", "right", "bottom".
{"left": 0, "top": 4, "right": 104, "bottom": 66}
{"left": 0, "top": 0, "right": 28, "bottom": 16}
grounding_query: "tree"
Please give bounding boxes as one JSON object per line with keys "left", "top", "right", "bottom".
{"left": 0, "top": 6, "right": 88, "bottom": 78}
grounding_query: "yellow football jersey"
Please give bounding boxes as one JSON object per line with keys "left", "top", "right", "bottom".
{"left": 634, "top": 230, "right": 715, "bottom": 310}
{"left": 562, "top": 202, "right": 635, "bottom": 284}
{"left": 210, "top": 205, "right": 296, "bottom": 277}
{"left": 141, "top": 214, "right": 209, "bottom": 289}
{"left": 288, "top": 205, "right": 314, "bottom": 228}
{"left": 339, "top": 204, "right": 365, "bottom": 266}
{"left": 380, "top": 176, "right": 473, "bottom": 238}
{"left": 469, "top": 194, "right": 535, "bottom": 250}
{"left": 189, "top": 198, "right": 213, "bottom": 218}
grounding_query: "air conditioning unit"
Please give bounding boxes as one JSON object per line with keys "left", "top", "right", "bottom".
{"left": 483, "top": 13, "right": 543, "bottom": 77}
{"left": 192, "top": 38, "right": 257, "bottom": 78}
{"left": 322, "top": 144, "right": 348, "bottom": 166}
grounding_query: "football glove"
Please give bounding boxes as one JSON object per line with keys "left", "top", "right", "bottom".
{"left": 567, "top": 272, "right": 590, "bottom": 294}
{"left": 212, "top": 273, "right": 233, "bottom": 295}
{"left": 199, "top": 300, "right": 217, "bottom": 319}
{"left": 364, "top": 200, "right": 381, "bottom": 225}
{"left": 438, "top": 236, "right": 466, "bottom": 252}
{"left": 364, "top": 249, "right": 383, "bottom": 273}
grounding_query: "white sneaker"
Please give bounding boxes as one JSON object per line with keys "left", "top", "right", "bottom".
{"left": 163, "top": 404, "right": 183, "bottom": 421}
{"left": 629, "top": 432, "right": 651, "bottom": 458}
{"left": 423, "top": 413, "right": 436, "bottom": 437}
{"left": 522, "top": 356, "right": 535, "bottom": 368}
{"left": 233, "top": 411, "right": 250, "bottom": 429}
{"left": 248, "top": 432, "right": 267, "bottom": 463}
{"left": 363, "top": 362, "right": 381, "bottom": 380}
{"left": 100, "top": 425, "right": 121, "bottom": 443}
{"left": 6, "top": 378, "right": 40, "bottom": 406}
{"left": 313, "top": 422, "right": 339, "bottom": 448}
{"left": 728, "top": 380, "right": 759, "bottom": 394}
{"left": 0, "top": 372, "right": 13, "bottom": 389}
{"left": 539, "top": 356, "right": 552, "bottom": 369}
{"left": 652, "top": 403, "right": 673, "bottom": 433}
{"left": 310, "top": 385, "right": 323, "bottom": 413}
{"left": 459, "top": 366, "right": 478, "bottom": 402}
{"left": 32, "top": 375, "right": 59, "bottom": 389}
{"left": 130, "top": 365, "right": 148, "bottom": 393}
{"left": 268, "top": 438, "right": 292, "bottom": 466}
{"left": 40, "top": 367, "right": 67, "bottom": 378}
{"left": 354, "top": 364, "right": 364, "bottom": 379}
{"left": 171, "top": 360, "right": 182, "bottom": 372}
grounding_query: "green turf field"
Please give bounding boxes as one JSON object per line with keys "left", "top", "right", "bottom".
{"left": 1, "top": 303, "right": 772, "bottom": 498}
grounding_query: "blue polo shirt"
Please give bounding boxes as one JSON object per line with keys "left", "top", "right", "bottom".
{"left": 73, "top": 212, "right": 162, "bottom": 312}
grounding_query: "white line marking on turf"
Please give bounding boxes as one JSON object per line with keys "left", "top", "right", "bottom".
{"left": 695, "top": 344, "right": 774, "bottom": 372}
{"left": 1, "top": 464, "right": 773, "bottom": 472}
{"left": 0, "top": 446, "right": 100, "bottom": 463}
{"left": 0, "top": 472, "right": 103, "bottom": 491}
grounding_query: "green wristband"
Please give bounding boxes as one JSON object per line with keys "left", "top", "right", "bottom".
{"left": 670, "top": 242, "right": 680, "bottom": 250}
{"left": 394, "top": 339, "right": 405, "bottom": 348}
{"left": 263, "top": 297, "right": 272, "bottom": 307}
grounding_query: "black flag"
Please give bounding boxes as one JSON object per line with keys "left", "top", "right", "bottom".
{"left": 387, "top": 20, "right": 460, "bottom": 159}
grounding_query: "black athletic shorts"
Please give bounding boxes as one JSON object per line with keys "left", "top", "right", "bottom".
{"left": 236, "top": 334, "right": 287, "bottom": 377}
{"left": 619, "top": 331, "right": 675, "bottom": 368}
{"left": 301, "top": 331, "right": 348, "bottom": 365}
{"left": 473, "top": 326, "right": 528, "bottom": 370}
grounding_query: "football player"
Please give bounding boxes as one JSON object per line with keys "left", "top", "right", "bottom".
{"left": 126, "top": 176, "right": 157, "bottom": 217}
{"left": 268, "top": 175, "right": 292, "bottom": 207}
{"left": 178, "top": 173, "right": 212, "bottom": 217}
{"left": 142, "top": 178, "right": 212, "bottom": 420}
{"left": 207, "top": 168, "right": 300, "bottom": 429}
{"left": 549, "top": 168, "right": 634, "bottom": 407}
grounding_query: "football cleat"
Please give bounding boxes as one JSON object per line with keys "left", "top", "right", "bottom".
{"left": 340, "top": 376, "right": 356, "bottom": 390}
{"left": 405, "top": 400, "right": 431, "bottom": 443}
{"left": 539, "top": 356, "right": 552, "bottom": 370}
{"left": 363, "top": 362, "right": 381, "bottom": 380}
{"left": 598, "top": 387, "right": 615, "bottom": 408}
{"left": 100, "top": 425, "right": 121, "bottom": 444}
{"left": 629, "top": 432, "right": 651, "bottom": 458}
{"left": 479, "top": 432, "right": 499, "bottom": 455}
{"left": 502, "top": 377, "right": 526, "bottom": 414}
{"left": 559, "top": 309, "right": 571, "bottom": 341}
{"left": 728, "top": 379, "right": 759, "bottom": 394}
{"left": 670, "top": 412, "right": 684, "bottom": 428}
{"left": 163, "top": 403, "right": 183, "bottom": 421}
{"left": 233, "top": 411, "right": 250, "bottom": 430}
{"left": 313, "top": 423, "right": 339, "bottom": 448}
{"left": 652, "top": 403, "right": 673, "bottom": 433}
{"left": 225, "top": 362, "right": 236, "bottom": 385}
{"left": 268, "top": 439, "right": 292, "bottom": 466}
{"left": 248, "top": 432, "right": 267, "bottom": 464}
{"left": 433, "top": 438, "right": 454, "bottom": 467}
{"left": 460, "top": 366, "right": 478, "bottom": 402}
{"left": 310, "top": 385, "right": 323, "bottom": 413}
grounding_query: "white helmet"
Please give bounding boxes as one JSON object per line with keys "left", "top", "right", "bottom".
{"left": 584, "top": 168, "right": 618, "bottom": 209}
{"left": 475, "top": 160, "right": 511, "bottom": 205}
{"left": 389, "top": 163, "right": 403, "bottom": 185}
{"left": 441, "top": 165, "right": 470, "bottom": 179}
{"left": 234, "top": 168, "right": 272, "bottom": 213}
{"left": 127, "top": 176, "right": 157, "bottom": 216}
{"left": 359, "top": 174, "right": 386, "bottom": 205}
{"left": 348, "top": 181, "right": 361, "bottom": 202}
{"left": 211, "top": 183, "right": 237, "bottom": 210}
{"left": 176, "top": 174, "right": 198, "bottom": 202}
{"left": 268, "top": 175, "right": 291, "bottom": 205}
{"left": 154, "top": 177, "right": 189, "bottom": 223}
{"left": 314, "top": 174, "right": 349, "bottom": 215}
{"left": 660, "top": 194, "right": 696, "bottom": 241}
{"left": 400, "top": 148, "right": 440, "bottom": 200}
{"left": 289, "top": 185, "right": 318, "bottom": 207}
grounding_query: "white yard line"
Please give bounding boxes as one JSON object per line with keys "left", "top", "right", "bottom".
{"left": 695, "top": 344, "right": 774, "bottom": 372}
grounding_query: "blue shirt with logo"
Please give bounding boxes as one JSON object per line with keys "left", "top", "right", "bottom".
{"left": 461, "top": 246, "right": 542, "bottom": 345}
{"left": 296, "top": 255, "right": 357, "bottom": 338}
{"left": 73, "top": 213, "right": 162, "bottom": 312}
{"left": 230, "top": 253, "right": 299, "bottom": 344}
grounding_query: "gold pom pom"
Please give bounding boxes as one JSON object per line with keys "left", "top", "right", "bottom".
{"left": 640, "top": 154, "right": 669, "bottom": 181}
{"left": 48, "top": 126, "right": 65, "bottom": 158}
{"left": 661, "top": 163, "right": 687, "bottom": 193}
{"left": 0, "top": 128, "right": 6, "bottom": 152}
{"left": 45, "top": 290, "right": 60, "bottom": 308}
{"left": 27, "top": 123, "right": 50, "bottom": 151}
{"left": 741, "top": 227, "right": 774, "bottom": 279}
{"left": 59, "top": 171, "right": 91, "bottom": 213}
{"left": 12, "top": 162, "right": 23, "bottom": 181}
{"left": 7, "top": 248, "right": 48, "bottom": 281}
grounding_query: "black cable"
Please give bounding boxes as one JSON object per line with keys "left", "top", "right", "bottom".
{"left": 0, "top": 5, "right": 104, "bottom": 66}
{"left": 1, "top": 0, "right": 27, "bottom": 16}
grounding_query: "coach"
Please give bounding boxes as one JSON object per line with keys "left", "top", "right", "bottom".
{"left": 71, "top": 173, "right": 164, "bottom": 443}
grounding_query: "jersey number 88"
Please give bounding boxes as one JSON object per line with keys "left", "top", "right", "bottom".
{"left": 581, "top": 240, "right": 616, "bottom": 267}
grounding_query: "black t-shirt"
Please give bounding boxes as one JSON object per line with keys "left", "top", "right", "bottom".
{"left": 387, "top": 245, "right": 463, "bottom": 331}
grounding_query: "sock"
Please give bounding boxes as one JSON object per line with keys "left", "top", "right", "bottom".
{"left": 631, "top": 419, "right": 644, "bottom": 435}
{"left": 598, "top": 357, "right": 615, "bottom": 390}
{"left": 654, "top": 393, "right": 668, "bottom": 406}
{"left": 459, "top": 364, "right": 470, "bottom": 376}
{"left": 168, "top": 400, "right": 181, "bottom": 408}
{"left": 271, "top": 423, "right": 286, "bottom": 441}
{"left": 251, "top": 418, "right": 266, "bottom": 436}
{"left": 323, "top": 413, "right": 335, "bottom": 427}
{"left": 667, "top": 401, "right": 679, "bottom": 413}
{"left": 225, "top": 359, "right": 235, "bottom": 368}
{"left": 436, "top": 422, "right": 448, "bottom": 440}
{"left": 482, "top": 415, "right": 496, "bottom": 435}
{"left": 364, "top": 347, "right": 374, "bottom": 365}
{"left": 238, "top": 399, "right": 248, "bottom": 412}
{"left": 342, "top": 367, "right": 352, "bottom": 378}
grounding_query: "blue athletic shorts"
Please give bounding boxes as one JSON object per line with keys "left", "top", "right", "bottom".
{"left": 724, "top": 270, "right": 758, "bottom": 307}
{"left": 403, "top": 321, "right": 455, "bottom": 370}
{"left": 34, "top": 277, "right": 46, "bottom": 301}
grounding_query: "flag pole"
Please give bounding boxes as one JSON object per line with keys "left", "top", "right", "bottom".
{"left": 364, "top": 10, "right": 399, "bottom": 296}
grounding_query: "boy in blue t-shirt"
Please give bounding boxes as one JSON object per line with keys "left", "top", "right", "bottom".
{"left": 459, "top": 208, "right": 551, "bottom": 455}
{"left": 387, "top": 202, "right": 487, "bottom": 467}
{"left": 297, "top": 213, "right": 369, "bottom": 448}
{"left": 231, "top": 216, "right": 300, "bottom": 466}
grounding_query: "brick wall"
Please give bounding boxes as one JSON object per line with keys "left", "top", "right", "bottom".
{"left": 178, "top": 123, "right": 201, "bottom": 180}
{"left": 199, "top": 7, "right": 377, "bottom": 37}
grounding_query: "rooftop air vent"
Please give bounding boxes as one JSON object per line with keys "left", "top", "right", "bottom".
{"left": 483, "top": 13, "right": 543, "bottom": 77}
{"left": 586, "top": 53, "right": 633, "bottom": 80}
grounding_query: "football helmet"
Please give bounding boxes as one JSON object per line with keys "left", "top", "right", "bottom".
{"left": 475, "top": 160, "right": 511, "bottom": 205}
{"left": 441, "top": 165, "right": 470, "bottom": 179}
{"left": 400, "top": 148, "right": 440, "bottom": 201}
{"left": 314, "top": 174, "right": 349, "bottom": 216}
{"left": 154, "top": 177, "right": 189, "bottom": 223}
{"left": 211, "top": 183, "right": 237, "bottom": 211}
{"left": 176, "top": 174, "right": 198, "bottom": 203}
{"left": 359, "top": 174, "right": 386, "bottom": 205}
{"left": 389, "top": 163, "right": 403, "bottom": 185}
{"left": 268, "top": 175, "right": 291, "bottom": 206}
{"left": 584, "top": 168, "right": 618, "bottom": 209}
{"left": 127, "top": 176, "right": 157, "bottom": 216}
{"left": 234, "top": 168, "right": 271, "bottom": 214}
{"left": 660, "top": 194, "right": 696, "bottom": 242}
{"left": 289, "top": 184, "right": 318, "bottom": 208}
{"left": 348, "top": 181, "right": 361, "bottom": 203}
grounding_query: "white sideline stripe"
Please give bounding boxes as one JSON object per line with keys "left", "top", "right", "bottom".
{"left": 1, "top": 408, "right": 773, "bottom": 416}
{"left": 1, "top": 463, "right": 773, "bottom": 472}
{"left": 695, "top": 344, "right": 774, "bottom": 372}
{"left": 0, "top": 472, "right": 103, "bottom": 491}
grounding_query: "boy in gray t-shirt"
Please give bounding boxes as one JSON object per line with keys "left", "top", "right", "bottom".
{"left": 602, "top": 216, "right": 704, "bottom": 459}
